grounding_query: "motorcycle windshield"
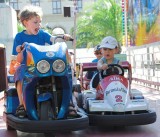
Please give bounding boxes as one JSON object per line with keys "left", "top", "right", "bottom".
{"left": 25, "top": 42, "right": 67, "bottom": 64}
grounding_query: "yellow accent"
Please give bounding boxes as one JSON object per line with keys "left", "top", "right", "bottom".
{"left": 27, "top": 52, "right": 34, "bottom": 66}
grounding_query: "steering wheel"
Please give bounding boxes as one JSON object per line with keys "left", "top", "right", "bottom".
{"left": 101, "top": 64, "right": 124, "bottom": 78}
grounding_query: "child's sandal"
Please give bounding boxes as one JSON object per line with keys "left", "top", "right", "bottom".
{"left": 15, "top": 105, "right": 27, "bottom": 118}
{"left": 68, "top": 105, "right": 78, "bottom": 117}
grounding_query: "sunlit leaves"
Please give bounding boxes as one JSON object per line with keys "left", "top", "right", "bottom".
{"left": 76, "top": 0, "right": 122, "bottom": 48}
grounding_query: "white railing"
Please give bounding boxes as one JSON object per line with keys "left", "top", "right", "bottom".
{"left": 75, "top": 42, "right": 160, "bottom": 90}
{"left": 124, "top": 42, "right": 160, "bottom": 90}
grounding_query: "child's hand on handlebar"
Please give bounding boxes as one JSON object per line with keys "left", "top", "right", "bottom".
{"left": 63, "top": 34, "right": 73, "bottom": 41}
{"left": 101, "top": 64, "right": 108, "bottom": 70}
{"left": 16, "top": 43, "right": 26, "bottom": 53}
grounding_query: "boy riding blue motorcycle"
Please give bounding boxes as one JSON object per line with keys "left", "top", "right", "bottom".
{"left": 3, "top": 5, "right": 88, "bottom": 134}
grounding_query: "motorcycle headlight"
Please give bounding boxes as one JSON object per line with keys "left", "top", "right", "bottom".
{"left": 37, "top": 60, "right": 50, "bottom": 73}
{"left": 52, "top": 59, "right": 65, "bottom": 73}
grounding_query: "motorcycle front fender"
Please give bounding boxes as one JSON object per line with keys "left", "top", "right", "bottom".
{"left": 37, "top": 92, "right": 52, "bottom": 103}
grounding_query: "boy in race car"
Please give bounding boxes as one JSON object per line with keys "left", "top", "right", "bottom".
{"left": 92, "top": 36, "right": 122, "bottom": 99}
{"left": 97, "top": 36, "right": 121, "bottom": 70}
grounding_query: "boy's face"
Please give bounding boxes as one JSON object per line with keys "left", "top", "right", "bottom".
{"left": 23, "top": 16, "right": 42, "bottom": 35}
{"left": 101, "top": 48, "right": 116, "bottom": 60}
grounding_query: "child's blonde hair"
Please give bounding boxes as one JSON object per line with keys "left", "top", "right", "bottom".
{"left": 18, "top": 5, "right": 43, "bottom": 26}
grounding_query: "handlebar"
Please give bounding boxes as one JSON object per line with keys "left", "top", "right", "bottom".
{"left": 54, "top": 35, "right": 74, "bottom": 43}
{"left": 18, "top": 35, "right": 74, "bottom": 53}
{"left": 18, "top": 42, "right": 27, "bottom": 52}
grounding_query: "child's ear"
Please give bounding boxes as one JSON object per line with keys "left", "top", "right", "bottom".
{"left": 23, "top": 20, "right": 27, "bottom": 27}
{"left": 114, "top": 47, "right": 118, "bottom": 54}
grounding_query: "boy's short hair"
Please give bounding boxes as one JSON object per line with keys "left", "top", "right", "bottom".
{"left": 18, "top": 5, "right": 43, "bottom": 26}
{"left": 94, "top": 45, "right": 100, "bottom": 52}
{"left": 100, "top": 36, "right": 118, "bottom": 49}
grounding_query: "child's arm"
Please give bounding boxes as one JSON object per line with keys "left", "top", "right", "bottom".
{"left": 15, "top": 43, "right": 25, "bottom": 63}
{"left": 16, "top": 52, "right": 23, "bottom": 63}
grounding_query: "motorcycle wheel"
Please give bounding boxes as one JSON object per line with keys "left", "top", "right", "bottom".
{"left": 40, "top": 101, "right": 54, "bottom": 120}
{"left": 40, "top": 101, "right": 56, "bottom": 137}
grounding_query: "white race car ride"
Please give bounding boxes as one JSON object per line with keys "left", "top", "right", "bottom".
{"left": 76, "top": 61, "right": 156, "bottom": 126}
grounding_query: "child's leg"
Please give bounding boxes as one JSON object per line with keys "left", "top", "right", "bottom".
{"left": 15, "top": 80, "right": 26, "bottom": 118}
{"left": 16, "top": 80, "right": 23, "bottom": 105}
{"left": 13, "top": 63, "right": 26, "bottom": 118}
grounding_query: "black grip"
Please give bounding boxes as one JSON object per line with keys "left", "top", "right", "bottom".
{"left": 69, "top": 38, "right": 74, "bottom": 41}
{"left": 54, "top": 35, "right": 74, "bottom": 43}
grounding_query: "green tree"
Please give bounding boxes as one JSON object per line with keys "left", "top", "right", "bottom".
{"left": 76, "top": 0, "right": 122, "bottom": 48}
{"left": 17, "top": 22, "right": 24, "bottom": 32}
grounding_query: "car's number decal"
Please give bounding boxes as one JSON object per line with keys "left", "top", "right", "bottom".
{"left": 115, "top": 95, "right": 123, "bottom": 102}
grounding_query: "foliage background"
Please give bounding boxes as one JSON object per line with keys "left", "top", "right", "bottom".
{"left": 75, "top": 0, "right": 122, "bottom": 48}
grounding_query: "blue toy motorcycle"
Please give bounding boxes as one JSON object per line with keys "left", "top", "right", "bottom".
{"left": 3, "top": 36, "right": 88, "bottom": 135}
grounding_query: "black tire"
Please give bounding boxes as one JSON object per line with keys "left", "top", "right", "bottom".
{"left": 77, "top": 93, "right": 83, "bottom": 108}
{"left": 86, "top": 99, "right": 90, "bottom": 114}
{"left": 5, "top": 112, "right": 89, "bottom": 132}
{"left": 88, "top": 110, "right": 156, "bottom": 126}
{"left": 6, "top": 124, "right": 15, "bottom": 130}
{"left": 40, "top": 101, "right": 54, "bottom": 120}
{"left": 44, "top": 133, "right": 55, "bottom": 137}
